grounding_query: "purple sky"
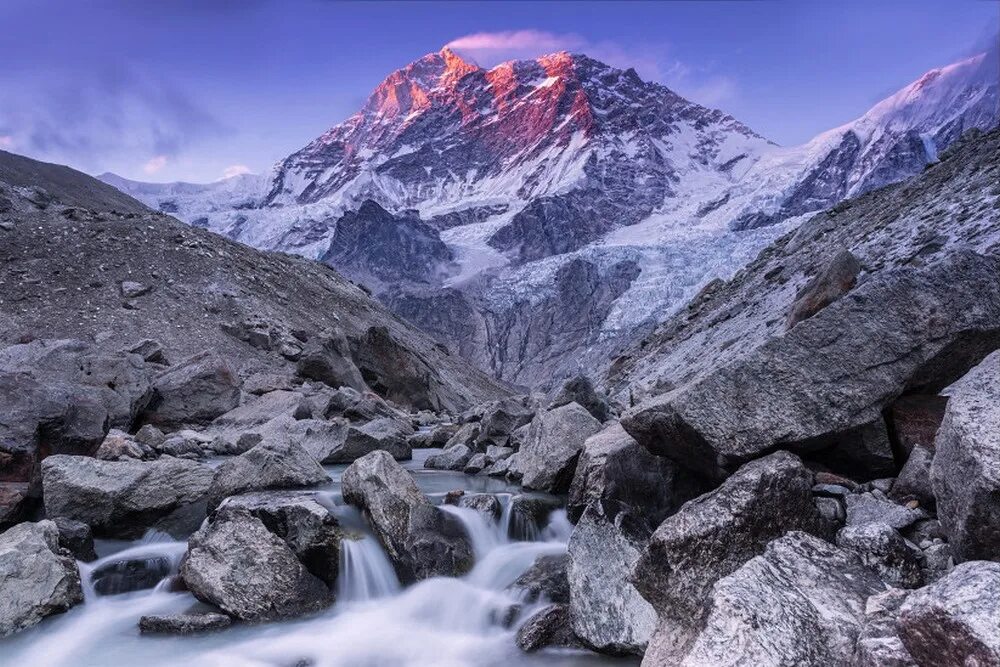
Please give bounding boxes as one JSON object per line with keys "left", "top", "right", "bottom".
{"left": 1, "top": 0, "right": 996, "bottom": 182}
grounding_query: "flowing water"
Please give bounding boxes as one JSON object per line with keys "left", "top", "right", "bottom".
{"left": 0, "top": 450, "right": 636, "bottom": 667}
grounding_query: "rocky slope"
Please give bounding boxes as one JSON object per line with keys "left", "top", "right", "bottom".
{"left": 102, "top": 43, "right": 998, "bottom": 388}
{"left": 0, "top": 148, "right": 509, "bottom": 413}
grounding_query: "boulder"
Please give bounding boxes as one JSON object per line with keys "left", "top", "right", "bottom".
{"left": 477, "top": 397, "right": 535, "bottom": 440}
{"left": 456, "top": 493, "right": 501, "bottom": 520}
{"left": 888, "top": 444, "right": 934, "bottom": 508}
{"left": 180, "top": 507, "right": 331, "bottom": 621}
{"left": 836, "top": 522, "right": 923, "bottom": 589}
{"left": 218, "top": 492, "right": 342, "bottom": 586}
{"left": 549, "top": 375, "right": 612, "bottom": 422}
{"left": 208, "top": 440, "right": 330, "bottom": 509}
{"left": 126, "top": 339, "right": 168, "bottom": 365}
{"left": 931, "top": 351, "right": 1000, "bottom": 561}
{"left": 145, "top": 351, "right": 241, "bottom": 429}
{"left": 51, "top": 517, "right": 97, "bottom": 562}
{"left": 673, "top": 532, "right": 887, "bottom": 666}
{"left": 91, "top": 553, "right": 173, "bottom": 595}
{"left": 567, "top": 422, "right": 703, "bottom": 525}
{"left": 321, "top": 418, "right": 411, "bottom": 464}
{"left": 623, "top": 252, "right": 1000, "bottom": 481}
{"left": 323, "top": 387, "right": 397, "bottom": 422}
{"left": 898, "top": 561, "right": 1000, "bottom": 666}
{"left": 295, "top": 329, "right": 368, "bottom": 393}
{"left": 408, "top": 423, "right": 459, "bottom": 448}
{"left": 0, "top": 483, "right": 31, "bottom": 528}
{"left": 95, "top": 428, "right": 152, "bottom": 461}
{"left": 139, "top": 612, "right": 231, "bottom": 635}
{"left": 42, "top": 455, "right": 213, "bottom": 538}
{"left": 510, "top": 553, "right": 569, "bottom": 604}
{"left": 785, "top": 247, "right": 861, "bottom": 329}
{"left": 463, "top": 453, "right": 490, "bottom": 474}
{"left": 341, "top": 451, "right": 473, "bottom": 582}
{"left": 568, "top": 500, "right": 656, "bottom": 655}
{"left": 351, "top": 325, "right": 453, "bottom": 412}
{"left": 508, "top": 494, "right": 562, "bottom": 541}
{"left": 634, "top": 451, "right": 822, "bottom": 637}
{"left": 424, "top": 444, "right": 472, "bottom": 471}
{"left": 852, "top": 588, "right": 916, "bottom": 667}
{"left": 511, "top": 402, "right": 602, "bottom": 493}
{"left": 845, "top": 493, "right": 926, "bottom": 530}
{"left": 443, "top": 422, "right": 480, "bottom": 450}
{"left": 516, "top": 604, "right": 582, "bottom": 652}
{"left": 0, "top": 520, "right": 83, "bottom": 637}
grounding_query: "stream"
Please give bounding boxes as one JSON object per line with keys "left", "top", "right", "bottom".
{"left": 0, "top": 449, "right": 637, "bottom": 667}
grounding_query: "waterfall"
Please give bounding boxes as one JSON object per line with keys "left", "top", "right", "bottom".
{"left": 337, "top": 536, "right": 401, "bottom": 603}
{"left": 439, "top": 504, "right": 505, "bottom": 560}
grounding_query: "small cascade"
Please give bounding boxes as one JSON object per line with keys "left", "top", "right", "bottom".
{"left": 81, "top": 540, "right": 187, "bottom": 600}
{"left": 333, "top": 505, "right": 401, "bottom": 603}
{"left": 440, "top": 504, "right": 505, "bottom": 560}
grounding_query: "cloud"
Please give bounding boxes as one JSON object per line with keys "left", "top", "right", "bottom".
{"left": 143, "top": 155, "right": 168, "bottom": 174}
{"left": 0, "top": 65, "right": 227, "bottom": 176}
{"left": 0, "top": 135, "right": 12, "bottom": 148}
{"left": 446, "top": 29, "right": 738, "bottom": 108}
{"left": 221, "top": 164, "right": 252, "bottom": 179}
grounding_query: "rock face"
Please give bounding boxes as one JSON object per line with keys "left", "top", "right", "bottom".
{"left": 0, "top": 520, "right": 83, "bottom": 637}
{"left": 145, "top": 351, "right": 242, "bottom": 429}
{"left": 180, "top": 507, "right": 331, "bottom": 621}
{"left": 42, "top": 455, "right": 213, "bottom": 538}
{"left": 623, "top": 251, "right": 1000, "bottom": 480}
{"left": 634, "top": 452, "right": 822, "bottom": 660}
{"left": 512, "top": 402, "right": 602, "bottom": 493}
{"left": 785, "top": 248, "right": 861, "bottom": 328}
{"left": 932, "top": 351, "right": 1000, "bottom": 562}
{"left": 208, "top": 440, "right": 330, "bottom": 508}
{"left": 567, "top": 422, "right": 702, "bottom": 525}
{"left": 673, "top": 531, "right": 887, "bottom": 666}
{"left": 568, "top": 500, "right": 656, "bottom": 655}
{"left": 341, "top": 451, "right": 473, "bottom": 582}
{"left": 898, "top": 561, "right": 1000, "bottom": 666}
{"left": 219, "top": 492, "right": 342, "bottom": 586}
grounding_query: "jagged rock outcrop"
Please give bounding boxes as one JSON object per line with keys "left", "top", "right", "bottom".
{"left": 341, "top": 451, "right": 473, "bottom": 582}
{"left": 0, "top": 520, "right": 83, "bottom": 637}
{"left": 671, "top": 531, "right": 887, "bottom": 666}
{"left": 180, "top": 507, "right": 331, "bottom": 621}
{"left": 42, "top": 455, "right": 213, "bottom": 538}
{"left": 932, "top": 350, "right": 1000, "bottom": 561}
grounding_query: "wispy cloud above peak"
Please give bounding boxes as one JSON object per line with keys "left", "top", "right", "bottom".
{"left": 221, "top": 164, "right": 252, "bottom": 179}
{"left": 143, "top": 155, "right": 168, "bottom": 175}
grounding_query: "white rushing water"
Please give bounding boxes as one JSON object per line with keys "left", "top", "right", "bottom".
{"left": 0, "top": 455, "right": 634, "bottom": 667}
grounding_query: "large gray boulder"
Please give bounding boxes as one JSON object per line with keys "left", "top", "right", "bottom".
{"left": 341, "top": 451, "right": 473, "bottom": 582}
{"left": 0, "top": 520, "right": 83, "bottom": 637}
{"left": 42, "top": 455, "right": 213, "bottom": 538}
{"left": 633, "top": 452, "right": 822, "bottom": 662}
{"left": 898, "top": 561, "right": 1000, "bottom": 666}
{"left": 145, "top": 351, "right": 242, "bottom": 429}
{"left": 567, "top": 422, "right": 702, "bottom": 525}
{"left": 549, "top": 375, "right": 612, "bottom": 422}
{"left": 889, "top": 444, "right": 935, "bottom": 509}
{"left": 672, "top": 532, "right": 887, "bottom": 667}
{"left": 424, "top": 444, "right": 472, "bottom": 471}
{"left": 295, "top": 328, "right": 368, "bottom": 393}
{"left": 852, "top": 588, "right": 916, "bottom": 667}
{"left": 510, "top": 554, "right": 569, "bottom": 604}
{"left": 477, "top": 396, "right": 535, "bottom": 441}
{"left": 836, "top": 522, "right": 923, "bottom": 589}
{"left": 321, "top": 417, "right": 412, "bottom": 464}
{"left": 623, "top": 252, "right": 1000, "bottom": 480}
{"left": 931, "top": 351, "right": 1000, "bottom": 562}
{"left": 218, "top": 491, "right": 342, "bottom": 586}
{"left": 512, "top": 402, "right": 602, "bottom": 493}
{"left": 180, "top": 507, "right": 331, "bottom": 621}
{"left": 516, "top": 604, "right": 582, "bottom": 652}
{"left": 568, "top": 500, "right": 656, "bottom": 655}
{"left": 208, "top": 439, "right": 330, "bottom": 508}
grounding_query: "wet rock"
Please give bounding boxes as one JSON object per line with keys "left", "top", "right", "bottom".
{"left": 295, "top": 329, "right": 367, "bottom": 393}
{"left": 674, "top": 532, "right": 887, "bottom": 666}
{"left": 51, "top": 517, "right": 97, "bottom": 562}
{"left": 568, "top": 422, "right": 702, "bottom": 526}
{"left": 341, "top": 451, "right": 473, "bottom": 582}
{"left": 623, "top": 252, "right": 1000, "bottom": 481}
{"left": 837, "top": 522, "right": 923, "bottom": 589}
{"left": 516, "top": 604, "right": 582, "bottom": 652}
{"left": 139, "top": 612, "right": 232, "bottom": 635}
{"left": 888, "top": 445, "right": 934, "bottom": 508}
{"left": 0, "top": 520, "right": 83, "bottom": 637}
{"left": 634, "top": 451, "right": 823, "bottom": 647}
{"left": 898, "top": 561, "right": 1000, "bottom": 666}
{"left": 508, "top": 495, "right": 561, "bottom": 541}
{"left": 208, "top": 440, "right": 330, "bottom": 509}
{"left": 91, "top": 554, "right": 173, "bottom": 595}
{"left": 512, "top": 554, "right": 569, "bottom": 604}
{"left": 549, "top": 374, "right": 612, "bottom": 422}
{"left": 42, "top": 455, "right": 213, "bottom": 539}
{"left": 443, "top": 422, "right": 480, "bottom": 450}
{"left": 785, "top": 248, "right": 860, "bottom": 329}
{"left": 219, "top": 492, "right": 342, "bottom": 586}
{"left": 457, "top": 493, "right": 502, "bottom": 520}
{"left": 931, "top": 351, "right": 1000, "bottom": 562}
{"left": 511, "top": 402, "right": 602, "bottom": 493}
{"left": 845, "top": 493, "right": 926, "bottom": 530}
{"left": 145, "top": 351, "right": 241, "bottom": 429}
{"left": 180, "top": 507, "right": 331, "bottom": 621}
{"left": 424, "top": 444, "right": 472, "bottom": 471}
{"left": 569, "top": 500, "right": 655, "bottom": 655}
{"left": 408, "top": 422, "right": 459, "bottom": 448}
